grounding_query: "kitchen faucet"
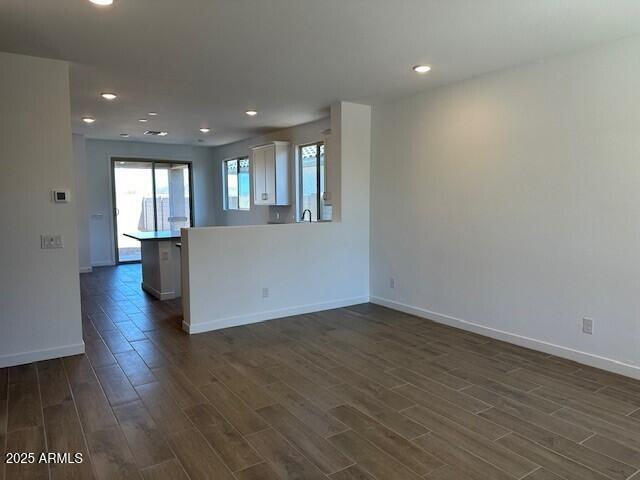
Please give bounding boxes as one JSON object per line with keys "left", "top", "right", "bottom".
{"left": 301, "top": 209, "right": 312, "bottom": 222}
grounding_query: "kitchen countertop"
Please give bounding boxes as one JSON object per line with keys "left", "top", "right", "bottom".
{"left": 124, "top": 230, "right": 181, "bottom": 241}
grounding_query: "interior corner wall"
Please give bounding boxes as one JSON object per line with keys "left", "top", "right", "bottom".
{"left": 73, "top": 134, "right": 92, "bottom": 273}
{"left": 85, "top": 139, "right": 216, "bottom": 267}
{"left": 0, "top": 52, "right": 84, "bottom": 367}
{"left": 182, "top": 102, "right": 370, "bottom": 333}
{"left": 370, "top": 36, "right": 640, "bottom": 378}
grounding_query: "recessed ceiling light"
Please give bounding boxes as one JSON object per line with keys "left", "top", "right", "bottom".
{"left": 138, "top": 118, "right": 148, "bottom": 123}
{"left": 413, "top": 65, "right": 432, "bottom": 74}
{"left": 82, "top": 117, "right": 96, "bottom": 124}
{"left": 101, "top": 92, "right": 117, "bottom": 100}
{"left": 89, "top": 0, "right": 113, "bottom": 5}
{"left": 199, "top": 128, "right": 211, "bottom": 134}
{"left": 148, "top": 112, "right": 158, "bottom": 116}
{"left": 119, "top": 133, "right": 129, "bottom": 138}
{"left": 245, "top": 110, "right": 258, "bottom": 116}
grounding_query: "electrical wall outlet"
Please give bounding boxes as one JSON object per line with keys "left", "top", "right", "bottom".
{"left": 582, "top": 317, "right": 594, "bottom": 335}
{"left": 262, "top": 287, "right": 269, "bottom": 298}
{"left": 41, "top": 234, "right": 63, "bottom": 249}
{"left": 389, "top": 277, "right": 395, "bottom": 289}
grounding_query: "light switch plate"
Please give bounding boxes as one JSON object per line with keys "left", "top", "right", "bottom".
{"left": 41, "top": 234, "right": 63, "bottom": 249}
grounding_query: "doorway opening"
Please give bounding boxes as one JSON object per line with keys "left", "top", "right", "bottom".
{"left": 112, "top": 159, "right": 193, "bottom": 263}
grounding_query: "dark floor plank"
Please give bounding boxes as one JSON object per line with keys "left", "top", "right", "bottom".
{"left": 413, "top": 432, "right": 513, "bottom": 480}
{"left": 209, "top": 360, "right": 275, "bottom": 410}
{"left": 270, "top": 364, "right": 344, "bottom": 411}
{"left": 134, "top": 382, "right": 194, "bottom": 435}
{"left": 4, "top": 426, "right": 48, "bottom": 480}
{"left": 582, "top": 434, "right": 640, "bottom": 469}
{"left": 37, "top": 359, "right": 72, "bottom": 408}
{"left": 167, "top": 352, "right": 216, "bottom": 387}
{"left": 390, "top": 367, "right": 489, "bottom": 413}
{"left": 329, "top": 464, "right": 377, "bottom": 480}
{"left": 330, "top": 405, "right": 443, "bottom": 476}
{"left": 151, "top": 364, "right": 206, "bottom": 409}
{"left": 114, "top": 350, "right": 156, "bottom": 387}
{"left": 95, "top": 364, "right": 139, "bottom": 406}
{"left": 425, "top": 465, "right": 475, "bottom": 480}
{"left": 257, "top": 403, "right": 352, "bottom": 474}
{"left": 199, "top": 380, "right": 268, "bottom": 435}
{"left": 113, "top": 400, "right": 173, "bottom": 469}
{"left": 130, "top": 340, "right": 171, "bottom": 369}
{"left": 462, "top": 382, "right": 561, "bottom": 414}
{"left": 398, "top": 385, "right": 508, "bottom": 440}
{"left": 497, "top": 433, "right": 609, "bottom": 480}
{"left": 398, "top": 403, "right": 536, "bottom": 477}
{"left": 523, "top": 469, "right": 564, "bottom": 480}
{"left": 63, "top": 354, "right": 97, "bottom": 386}
{"left": 140, "top": 459, "right": 189, "bottom": 480}
{"left": 264, "top": 381, "right": 349, "bottom": 438}
{"left": 85, "top": 339, "right": 117, "bottom": 368}
{"left": 168, "top": 428, "right": 235, "bottom": 480}
{"left": 331, "top": 383, "right": 426, "bottom": 439}
{"left": 329, "top": 366, "right": 414, "bottom": 411}
{"left": 86, "top": 425, "right": 139, "bottom": 480}
{"left": 43, "top": 401, "right": 95, "bottom": 479}
{"left": 233, "top": 462, "right": 282, "bottom": 480}
{"left": 7, "top": 381, "right": 41, "bottom": 432}
{"left": 555, "top": 407, "right": 640, "bottom": 452}
{"left": 116, "top": 321, "right": 148, "bottom": 343}
{"left": 222, "top": 350, "right": 280, "bottom": 387}
{"left": 516, "top": 370, "right": 637, "bottom": 416}
{"left": 0, "top": 368, "right": 7, "bottom": 436}
{"left": 246, "top": 428, "right": 328, "bottom": 480}
{"left": 465, "top": 386, "right": 591, "bottom": 442}
{"left": 0, "top": 432, "right": 5, "bottom": 480}
{"left": 184, "top": 402, "right": 225, "bottom": 427}
{"left": 328, "top": 429, "right": 421, "bottom": 480}
{"left": 199, "top": 420, "right": 262, "bottom": 472}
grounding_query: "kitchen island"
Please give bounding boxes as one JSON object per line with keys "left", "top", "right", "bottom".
{"left": 124, "top": 231, "right": 182, "bottom": 300}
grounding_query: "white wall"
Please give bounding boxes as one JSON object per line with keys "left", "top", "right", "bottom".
{"left": 73, "top": 134, "right": 92, "bottom": 273}
{"left": 370, "top": 37, "right": 640, "bottom": 378}
{"left": 85, "top": 139, "right": 216, "bottom": 266}
{"left": 210, "top": 118, "right": 330, "bottom": 226}
{"left": 0, "top": 52, "right": 84, "bottom": 367}
{"left": 182, "top": 103, "right": 370, "bottom": 333}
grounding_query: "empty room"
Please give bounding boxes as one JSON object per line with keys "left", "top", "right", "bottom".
{"left": 2, "top": 1, "right": 640, "bottom": 479}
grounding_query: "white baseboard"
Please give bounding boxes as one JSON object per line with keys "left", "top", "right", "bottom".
{"left": 0, "top": 342, "right": 85, "bottom": 368}
{"left": 79, "top": 266, "right": 93, "bottom": 274}
{"left": 91, "top": 260, "right": 115, "bottom": 267}
{"left": 370, "top": 296, "right": 640, "bottom": 381}
{"left": 183, "top": 296, "right": 370, "bottom": 334}
{"left": 141, "top": 282, "right": 177, "bottom": 301}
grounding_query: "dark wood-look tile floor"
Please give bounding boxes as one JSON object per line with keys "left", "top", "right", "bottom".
{"left": 2, "top": 264, "right": 640, "bottom": 479}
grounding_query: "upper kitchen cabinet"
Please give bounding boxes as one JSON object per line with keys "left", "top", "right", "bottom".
{"left": 252, "top": 141, "right": 290, "bottom": 205}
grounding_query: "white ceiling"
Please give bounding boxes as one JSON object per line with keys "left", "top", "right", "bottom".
{"left": 1, "top": 0, "right": 640, "bottom": 146}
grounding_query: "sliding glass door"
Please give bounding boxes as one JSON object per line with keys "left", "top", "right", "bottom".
{"left": 112, "top": 159, "right": 193, "bottom": 263}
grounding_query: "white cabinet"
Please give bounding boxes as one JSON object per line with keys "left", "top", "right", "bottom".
{"left": 252, "top": 141, "right": 290, "bottom": 205}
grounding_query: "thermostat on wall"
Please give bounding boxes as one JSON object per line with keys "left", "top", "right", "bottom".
{"left": 52, "top": 190, "right": 71, "bottom": 203}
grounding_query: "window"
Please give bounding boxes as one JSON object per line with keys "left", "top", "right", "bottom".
{"left": 224, "top": 157, "right": 250, "bottom": 210}
{"left": 299, "top": 142, "right": 326, "bottom": 222}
